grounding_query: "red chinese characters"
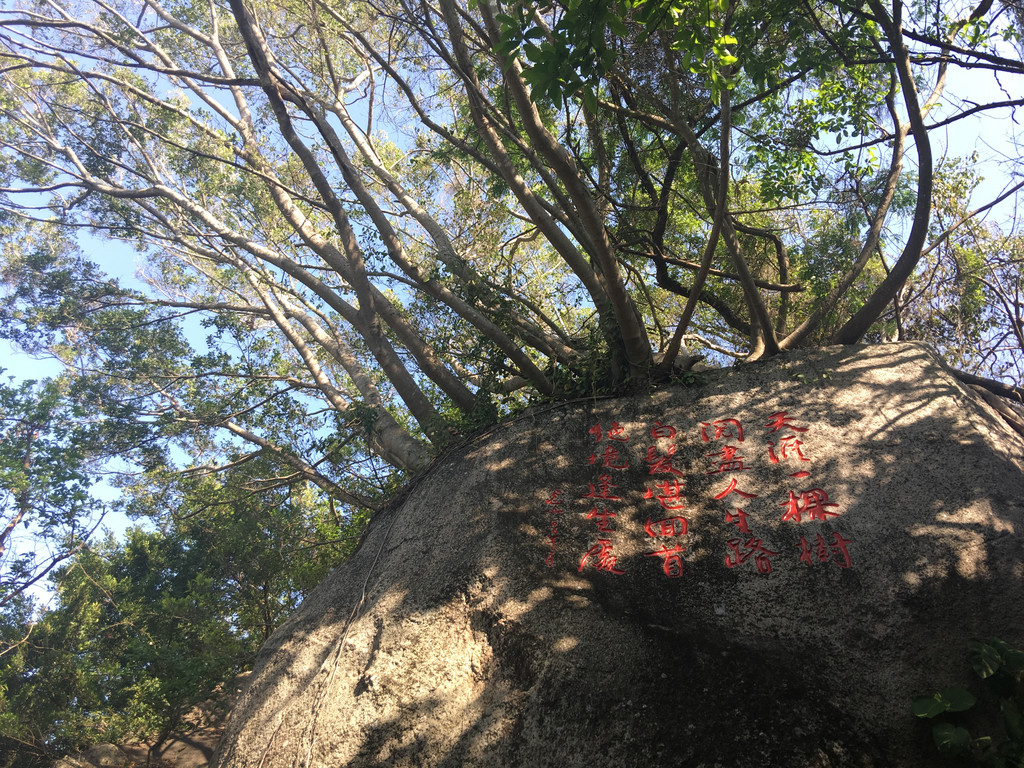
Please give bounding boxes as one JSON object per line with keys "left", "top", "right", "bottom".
{"left": 765, "top": 411, "right": 811, "bottom": 465}
{"left": 650, "top": 421, "right": 677, "bottom": 439}
{"left": 545, "top": 490, "right": 564, "bottom": 507}
{"left": 725, "top": 508, "right": 751, "bottom": 534}
{"left": 543, "top": 489, "right": 564, "bottom": 568}
{"left": 705, "top": 444, "right": 752, "bottom": 474}
{"left": 701, "top": 416, "right": 750, "bottom": 475}
{"left": 764, "top": 411, "right": 808, "bottom": 434}
{"left": 712, "top": 478, "right": 757, "bottom": 538}
{"left": 725, "top": 537, "right": 778, "bottom": 573}
{"left": 700, "top": 416, "right": 776, "bottom": 573}
{"left": 579, "top": 539, "right": 626, "bottom": 575}
{"left": 644, "top": 516, "right": 688, "bottom": 537}
{"left": 645, "top": 445, "right": 685, "bottom": 477}
{"left": 700, "top": 418, "right": 744, "bottom": 443}
{"left": 589, "top": 422, "right": 629, "bottom": 443}
{"left": 646, "top": 544, "right": 687, "bottom": 578}
{"left": 644, "top": 478, "right": 686, "bottom": 511}
{"left": 780, "top": 488, "right": 840, "bottom": 523}
{"left": 580, "top": 421, "right": 629, "bottom": 575}
{"left": 564, "top": 409, "right": 854, "bottom": 578}
{"left": 716, "top": 484, "right": 776, "bottom": 572}
{"left": 583, "top": 474, "right": 622, "bottom": 501}
{"left": 588, "top": 421, "right": 630, "bottom": 469}
{"left": 767, "top": 435, "right": 810, "bottom": 464}
{"left": 586, "top": 507, "right": 617, "bottom": 532}
{"left": 713, "top": 478, "right": 757, "bottom": 502}
{"left": 762, "top": 412, "right": 853, "bottom": 569}
{"left": 796, "top": 533, "right": 853, "bottom": 568}
{"left": 588, "top": 443, "right": 629, "bottom": 469}
{"left": 640, "top": 421, "right": 690, "bottom": 577}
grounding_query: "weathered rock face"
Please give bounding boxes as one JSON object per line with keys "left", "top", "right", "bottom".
{"left": 213, "top": 343, "right": 1024, "bottom": 768}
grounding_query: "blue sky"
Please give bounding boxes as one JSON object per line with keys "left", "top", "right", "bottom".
{"left": 0, "top": 41, "right": 1020, "bottom": 603}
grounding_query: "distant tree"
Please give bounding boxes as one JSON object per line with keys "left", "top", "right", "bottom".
{"left": 0, "top": 375, "right": 107, "bottom": 608}
{"left": 0, "top": 530, "right": 240, "bottom": 765}
{"left": 0, "top": 0, "right": 1022, "bottom": 756}
{"left": 0, "top": 470, "right": 350, "bottom": 766}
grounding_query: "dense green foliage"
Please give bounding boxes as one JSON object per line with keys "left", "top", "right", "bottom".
{"left": 0, "top": 0, "right": 1021, "bottom": 757}
{"left": 913, "top": 638, "right": 1024, "bottom": 766}
{"left": 0, "top": 374, "right": 110, "bottom": 609}
{"left": 0, "top": 462, "right": 359, "bottom": 765}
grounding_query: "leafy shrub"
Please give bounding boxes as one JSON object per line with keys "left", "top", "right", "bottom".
{"left": 912, "top": 638, "right": 1024, "bottom": 766}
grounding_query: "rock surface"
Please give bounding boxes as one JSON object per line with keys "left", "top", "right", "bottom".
{"left": 53, "top": 744, "right": 128, "bottom": 768}
{"left": 54, "top": 674, "right": 249, "bottom": 768}
{"left": 213, "top": 343, "right": 1024, "bottom": 767}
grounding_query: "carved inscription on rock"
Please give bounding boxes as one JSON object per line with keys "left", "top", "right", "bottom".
{"left": 543, "top": 411, "right": 855, "bottom": 578}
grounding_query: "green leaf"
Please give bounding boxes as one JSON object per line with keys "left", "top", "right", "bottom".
{"left": 973, "top": 735, "right": 993, "bottom": 750}
{"left": 1003, "top": 698, "right": 1024, "bottom": 742}
{"left": 606, "top": 14, "right": 628, "bottom": 36}
{"left": 1002, "top": 741, "right": 1024, "bottom": 768}
{"left": 1002, "top": 647, "right": 1024, "bottom": 673}
{"left": 933, "top": 722, "right": 972, "bottom": 755}
{"left": 913, "top": 695, "right": 948, "bottom": 718}
{"left": 940, "top": 686, "right": 978, "bottom": 712}
{"left": 970, "top": 640, "right": 1005, "bottom": 678}
{"left": 913, "top": 687, "right": 977, "bottom": 718}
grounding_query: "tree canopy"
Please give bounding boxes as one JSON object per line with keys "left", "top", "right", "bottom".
{"left": 0, "top": 0, "right": 1022, "bottom": 756}
{"left": 1, "top": 0, "right": 1022, "bottom": 485}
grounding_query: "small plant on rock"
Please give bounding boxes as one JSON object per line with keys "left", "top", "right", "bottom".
{"left": 912, "top": 638, "right": 1024, "bottom": 766}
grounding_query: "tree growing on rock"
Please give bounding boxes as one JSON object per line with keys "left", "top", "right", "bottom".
{"left": 0, "top": 0, "right": 1021, "bottom": 517}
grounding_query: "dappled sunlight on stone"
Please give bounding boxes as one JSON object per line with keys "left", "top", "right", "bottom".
{"left": 552, "top": 636, "right": 578, "bottom": 653}
{"left": 906, "top": 525, "right": 990, "bottom": 579}
{"left": 483, "top": 455, "right": 517, "bottom": 471}
{"left": 935, "top": 501, "right": 1016, "bottom": 534}
{"left": 215, "top": 343, "right": 1024, "bottom": 768}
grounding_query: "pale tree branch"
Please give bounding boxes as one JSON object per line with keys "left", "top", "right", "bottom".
{"left": 834, "top": 0, "right": 935, "bottom": 344}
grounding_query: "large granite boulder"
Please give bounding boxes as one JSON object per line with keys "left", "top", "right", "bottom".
{"left": 53, "top": 744, "right": 128, "bottom": 768}
{"left": 213, "top": 343, "right": 1024, "bottom": 767}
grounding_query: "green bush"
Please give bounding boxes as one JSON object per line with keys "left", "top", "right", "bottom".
{"left": 912, "top": 638, "right": 1024, "bottom": 767}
